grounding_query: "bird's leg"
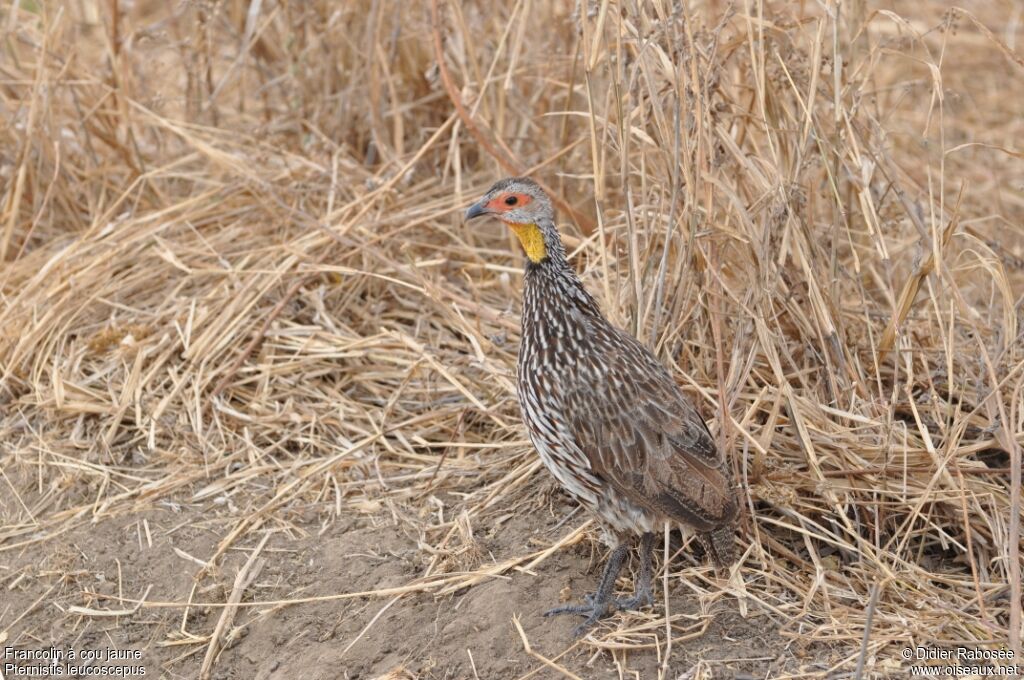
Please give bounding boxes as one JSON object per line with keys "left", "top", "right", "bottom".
{"left": 613, "top": 531, "right": 655, "bottom": 610}
{"left": 545, "top": 542, "right": 630, "bottom": 636}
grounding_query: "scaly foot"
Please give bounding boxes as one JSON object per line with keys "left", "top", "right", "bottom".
{"left": 544, "top": 593, "right": 612, "bottom": 637}
{"left": 544, "top": 585, "right": 654, "bottom": 636}
{"left": 544, "top": 533, "right": 656, "bottom": 637}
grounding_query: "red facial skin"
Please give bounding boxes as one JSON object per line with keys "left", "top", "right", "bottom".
{"left": 485, "top": 192, "right": 534, "bottom": 217}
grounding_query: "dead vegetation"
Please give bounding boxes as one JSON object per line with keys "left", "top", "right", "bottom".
{"left": 1, "top": 0, "right": 1022, "bottom": 677}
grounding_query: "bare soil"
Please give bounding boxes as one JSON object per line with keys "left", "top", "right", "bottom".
{"left": 3, "top": 501, "right": 818, "bottom": 679}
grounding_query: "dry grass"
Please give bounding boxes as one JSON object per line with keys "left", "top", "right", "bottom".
{"left": 1, "top": 0, "right": 1023, "bottom": 677}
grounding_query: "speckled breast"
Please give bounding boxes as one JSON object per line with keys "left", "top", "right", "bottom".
{"left": 515, "top": 261, "right": 660, "bottom": 536}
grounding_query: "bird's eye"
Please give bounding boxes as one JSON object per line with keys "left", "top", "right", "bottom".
{"left": 504, "top": 196, "right": 518, "bottom": 206}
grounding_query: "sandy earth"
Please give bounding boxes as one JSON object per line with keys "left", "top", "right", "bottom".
{"left": 2, "top": 498, "right": 825, "bottom": 679}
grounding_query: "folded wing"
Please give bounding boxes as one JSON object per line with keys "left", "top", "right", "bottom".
{"left": 563, "top": 333, "right": 738, "bottom": 535}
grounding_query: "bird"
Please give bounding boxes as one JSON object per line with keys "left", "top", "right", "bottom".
{"left": 465, "top": 177, "right": 739, "bottom": 636}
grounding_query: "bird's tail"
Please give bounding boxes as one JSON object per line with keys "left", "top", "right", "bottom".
{"left": 698, "top": 524, "right": 737, "bottom": 567}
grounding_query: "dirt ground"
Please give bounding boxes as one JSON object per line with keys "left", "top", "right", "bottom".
{"left": 3, "top": 497, "right": 822, "bottom": 679}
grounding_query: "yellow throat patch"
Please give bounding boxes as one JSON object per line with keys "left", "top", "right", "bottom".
{"left": 508, "top": 223, "right": 547, "bottom": 262}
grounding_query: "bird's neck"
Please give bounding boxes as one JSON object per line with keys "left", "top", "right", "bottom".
{"left": 523, "top": 248, "right": 602, "bottom": 320}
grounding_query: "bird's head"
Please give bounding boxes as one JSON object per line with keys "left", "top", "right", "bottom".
{"left": 464, "top": 177, "right": 558, "bottom": 263}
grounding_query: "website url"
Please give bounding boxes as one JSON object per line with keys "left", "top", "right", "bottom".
{"left": 911, "top": 666, "right": 1021, "bottom": 677}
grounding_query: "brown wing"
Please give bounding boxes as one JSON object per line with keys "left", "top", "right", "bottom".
{"left": 563, "top": 327, "right": 738, "bottom": 534}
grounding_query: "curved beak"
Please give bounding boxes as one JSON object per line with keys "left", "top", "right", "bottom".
{"left": 464, "top": 200, "right": 489, "bottom": 221}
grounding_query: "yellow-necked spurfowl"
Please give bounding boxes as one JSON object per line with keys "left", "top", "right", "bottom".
{"left": 465, "top": 177, "right": 739, "bottom": 636}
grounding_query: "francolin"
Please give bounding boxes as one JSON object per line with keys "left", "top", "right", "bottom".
{"left": 466, "top": 177, "right": 739, "bottom": 635}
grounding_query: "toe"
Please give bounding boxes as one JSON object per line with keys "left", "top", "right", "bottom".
{"left": 544, "top": 592, "right": 605, "bottom": 618}
{"left": 571, "top": 621, "right": 594, "bottom": 637}
{"left": 570, "top": 610, "right": 605, "bottom": 637}
{"left": 544, "top": 603, "right": 594, "bottom": 618}
{"left": 613, "top": 589, "right": 654, "bottom": 611}
{"left": 545, "top": 591, "right": 615, "bottom": 632}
